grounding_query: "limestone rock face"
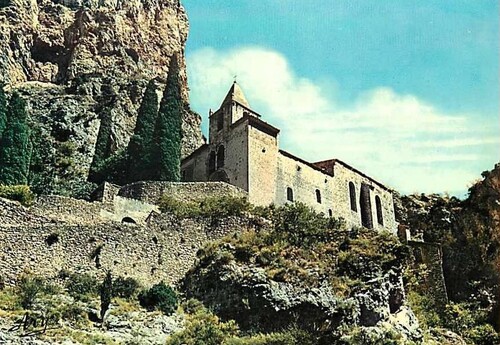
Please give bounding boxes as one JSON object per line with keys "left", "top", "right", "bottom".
{"left": 0, "top": 0, "right": 204, "bottom": 192}
{"left": 182, "top": 252, "right": 422, "bottom": 343}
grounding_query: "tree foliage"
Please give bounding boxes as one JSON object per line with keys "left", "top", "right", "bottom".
{"left": 127, "top": 79, "right": 160, "bottom": 181}
{"left": 89, "top": 105, "right": 114, "bottom": 183}
{"left": 100, "top": 271, "right": 113, "bottom": 321}
{"left": 151, "top": 55, "right": 183, "bottom": 182}
{"left": 0, "top": 82, "right": 6, "bottom": 141}
{"left": 0, "top": 92, "right": 30, "bottom": 185}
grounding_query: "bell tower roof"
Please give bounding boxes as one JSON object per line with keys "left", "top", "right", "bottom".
{"left": 221, "top": 81, "right": 250, "bottom": 108}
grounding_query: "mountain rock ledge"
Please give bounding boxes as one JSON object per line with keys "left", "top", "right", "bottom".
{"left": 0, "top": 0, "right": 204, "bottom": 193}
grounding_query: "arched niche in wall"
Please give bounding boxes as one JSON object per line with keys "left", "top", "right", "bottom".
{"left": 209, "top": 169, "right": 230, "bottom": 183}
{"left": 359, "top": 183, "right": 373, "bottom": 229}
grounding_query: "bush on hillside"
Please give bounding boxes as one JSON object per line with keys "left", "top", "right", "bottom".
{"left": 167, "top": 302, "right": 315, "bottom": 345}
{"left": 158, "top": 195, "right": 251, "bottom": 220}
{"left": 65, "top": 273, "right": 99, "bottom": 301}
{"left": 17, "top": 275, "right": 59, "bottom": 310}
{"left": 138, "top": 282, "right": 178, "bottom": 315}
{"left": 112, "top": 276, "right": 140, "bottom": 299}
{"left": 0, "top": 185, "right": 34, "bottom": 205}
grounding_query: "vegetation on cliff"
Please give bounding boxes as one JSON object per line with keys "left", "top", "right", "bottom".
{"left": 181, "top": 202, "right": 416, "bottom": 344}
{"left": 0, "top": 82, "right": 6, "bottom": 141}
{"left": 89, "top": 55, "right": 184, "bottom": 185}
{"left": 399, "top": 164, "right": 500, "bottom": 344}
{"left": 127, "top": 79, "right": 160, "bottom": 181}
{"left": 0, "top": 272, "right": 179, "bottom": 344}
{"left": 151, "top": 54, "right": 183, "bottom": 182}
{"left": 0, "top": 92, "right": 31, "bottom": 185}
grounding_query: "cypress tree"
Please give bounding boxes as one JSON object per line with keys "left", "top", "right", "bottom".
{"left": 0, "top": 92, "right": 30, "bottom": 185}
{"left": 152, "top": 55, "right": 183, "bottom": 182}
{"left": 0, "top": 82, "right": 6, "bottom": 141}
{"left": 89, "top": 106, "right": 114, "bottom": 183}
{"left": 127, "top": 79, "right": 160, "bottom": 181}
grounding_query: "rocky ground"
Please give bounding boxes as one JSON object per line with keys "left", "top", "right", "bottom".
{"left": 0, "top": 295, "right": 184, "bottom": 345}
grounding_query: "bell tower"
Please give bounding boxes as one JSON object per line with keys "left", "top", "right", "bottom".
{"left": 208, "top": 81, "right": 257, "bottom": 145}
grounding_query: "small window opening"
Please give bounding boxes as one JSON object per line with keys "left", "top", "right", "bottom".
{"left": 328, "top": 209, "right": 333, "bottom": 218}
{"left": 287, "top": 187, "right": 294, "bottom": 202}
{"left": 349, "top": 182, "right": 357, "bottom": 212}
{"left": 316, "top": 189, "right": 322, "bottom": 204}
{"left": 217, "top": 112, "right": 223, "bottom": 131}
{"left": 297, "top": 166, "right": 301, "bottom": 172}
{"left": 217, "top": 145, "right": 225, "bottom": 168}
{"left": 376, "top": 195, "right": 384, "bottom": 226}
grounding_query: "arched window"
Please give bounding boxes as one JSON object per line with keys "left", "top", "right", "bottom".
{"left": 216, "top": 145, "right": 225, "bottom": 168}
{"left": 287, "top": 187, "right": 294, "bottom": 202}
{"left": 349, "top": 182, "right": 357, "bottom": 212}
{"left": 315, "top": 189, "right": 322, "bottom": 204}
{"left": 376, "top": 195, "right": 383, "bottom": 225}
{"left": 328, "top": 209, "right": 333, "bottom": 218}
{"left": 208, "top": 151, "right": 216, "bottom": 173}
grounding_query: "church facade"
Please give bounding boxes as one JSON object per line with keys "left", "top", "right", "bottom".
{"left": 181, "top": 82, "right": 398, "bottom": 233}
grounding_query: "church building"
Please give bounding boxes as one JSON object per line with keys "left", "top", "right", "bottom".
{"left": 181, "top": 82, "right": 397, "bottom": 233}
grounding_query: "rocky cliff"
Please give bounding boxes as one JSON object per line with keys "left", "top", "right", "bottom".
{"left": 396, "top": 163, "right": 500, "bottom": 340}
{"left": 0, "top": 0, "right": 204, "bottom": 195}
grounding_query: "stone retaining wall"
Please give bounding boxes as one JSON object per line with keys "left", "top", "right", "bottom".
{"left": 0, "top": 214, "right": 260, "bottom": 287}
{"left": 118, "top": 181, "right": 248, "bottom": 204}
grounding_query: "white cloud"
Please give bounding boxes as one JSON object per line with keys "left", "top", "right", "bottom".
{"left": 187, "top": 46, "right": 499, "bottom": 196}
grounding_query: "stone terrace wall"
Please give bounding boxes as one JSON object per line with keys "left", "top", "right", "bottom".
{"left": 118, "top": 181, "right": 248, "bottom": 204}
{"left": 0, "top": 214, "right": 261, "bottom": 287}
{"left": 0, "top": 197, "right": 50, "bottom": 227}
{"left": 31, "top": 195, "right": 109, "bottom": 225}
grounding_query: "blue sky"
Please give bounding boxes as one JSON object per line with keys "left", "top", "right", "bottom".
{"left": 182, "top": 0, "right": 499, "bottom": 197}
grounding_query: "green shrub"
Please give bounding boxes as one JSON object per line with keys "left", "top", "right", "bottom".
{"left": 65, "top": 273, "right": 99, "bottom": 301}
{"left": 199, "top": 196, "right": 251, "bottom": 219}
{"left": 464, "top": 324, "right": 500, "bottom": 345}
{"left": 226, "top": 329, "right": 315, "bottom": 345}
{"left": 341, "top": 326, "right": 404, "bottom": 345}
{"left": 168, "top": 304, "right": 314, "bottom": 345}
{"left": 158, "top": 195, "right": 251, "bottom": 220}
{"left": 17, "top": 275, "right": 59, "bottom": 310}
{"left": 0, "top": 185, "right": 34, "bottom": 205}
{"left": 158, "top": 195, "right": 200, "bottom": 218}
{"left": 100, "top": 271, "right": 113, "bottom": 321}
{"left": 166, "top": 306, "right": 239, "bottom": 345}
{"left": 138, "top": 282, "right": 178, "bottom": 315}
{"left": 112, "top": 276, "right": 140, "bottom": 299}
{"left": 266, "top": 202, "right": 344, "bottom": 247}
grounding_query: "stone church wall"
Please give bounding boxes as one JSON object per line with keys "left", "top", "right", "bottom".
{"left": 275, "top": 153, "right": 336, "bottom": 216}
{"left": 332, "top": 163, "right": 397, "bottom": 233}
{"left": 273, "top": 153, "right": 397, "bottom": 233}
{"left": 247, "top": 125, "right": 279, "bottom": 206}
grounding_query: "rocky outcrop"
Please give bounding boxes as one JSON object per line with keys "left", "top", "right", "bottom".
{"left": 182, "top": 231, "right": 423, "bottom": 343}
{"left": 397, "top": 163, "right": 500, "bottom": 330}
{"left": 0, "top": 0, "right": 204, "bottom": 194}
